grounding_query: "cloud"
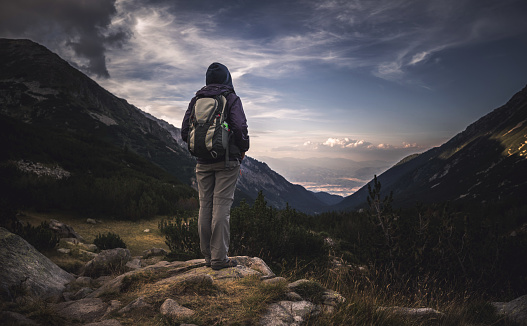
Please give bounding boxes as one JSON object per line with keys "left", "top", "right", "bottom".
{"left": 0, "top": 0, "right": 130, "bottom": 78}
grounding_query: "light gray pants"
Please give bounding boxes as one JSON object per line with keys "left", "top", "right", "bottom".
{"left": 196, "top": 160, "right": 240, "bottom": 266}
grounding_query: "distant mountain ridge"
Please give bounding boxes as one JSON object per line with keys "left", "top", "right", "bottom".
{"left": 334, "top": 84, "right": 527, "bottom": 211}
{"left": 0, "top": 38, "right": 330, "bottom": 213}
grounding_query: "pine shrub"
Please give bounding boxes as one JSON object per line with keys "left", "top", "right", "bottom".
{"left": 93, "top": 232, "right": 127, "bottom": 251}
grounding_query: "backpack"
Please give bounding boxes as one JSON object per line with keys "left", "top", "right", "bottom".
{"left": 187, "top": 91, "right": 232, "bottom": 162}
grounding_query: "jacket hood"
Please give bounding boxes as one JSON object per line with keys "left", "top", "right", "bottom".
{"left": 206, "top": 62, "right": 233, "bottom": 88}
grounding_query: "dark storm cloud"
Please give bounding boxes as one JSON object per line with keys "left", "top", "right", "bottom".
{"left": 0, "top": 0, "right": 131, "bottom": 78}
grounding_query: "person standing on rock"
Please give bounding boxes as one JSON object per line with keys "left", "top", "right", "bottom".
{"left": 181, "top": 62, "right": 249, "bottom": 270}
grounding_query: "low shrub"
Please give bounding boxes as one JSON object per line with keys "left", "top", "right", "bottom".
{"left": 93, "top": 232, "right": 127, "bottom": 251}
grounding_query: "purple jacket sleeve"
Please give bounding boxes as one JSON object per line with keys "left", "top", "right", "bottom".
{"left": 227, "top": 95, "right": 250, "bottom": 152}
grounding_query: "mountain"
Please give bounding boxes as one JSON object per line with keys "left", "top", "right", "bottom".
{"left": 334, "top": 85, "right": 527, "bottom": 211}
{"left": 0, "top": 38, "right": 330, "bottom": 213}
{"left": 0, "top": 38, "right": 196, "bottom": 184}
{"left": 237, "top": 157, "right": 328, "bottom": 213}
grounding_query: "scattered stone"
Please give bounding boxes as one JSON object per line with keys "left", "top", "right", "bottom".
{"left": 79, "top": 248, "right": 99, "bottom": 259}
{"left": 54, "top": 298, "right": 108, "bottom": 323}
{"left": 61, "top": 237, "right": 80, "bottom": 245}
{"left": 48, "top": 219, "right": 85, "bottom": 242}
{"left": 57, "top": 248, "right": 71, "bottom": 254}
{"left": 160, "top": 298, "right": 195, "bottom": 319}
{"left": 377, "top": 306, "right": 444, "bottom": 319}
{"left": 126, "top": 258, "right": 142, "bottom": 270}
{"left": 72, "top": 287, "right": 94, "bottom": 300}
{"left": 235, "top": 256, "right": 276, "bottom": 279}
{"left": 14, "top": 160, "right": 70, "bottom": 180}
{"left": 94, "top": 275, "right": 113, "bottom": 287}
{"left": 322, "top": 289, "right": 346, "bottom": 307}
{"left": 84, "top": 244, "right": 98, "bottom": 252}
{"left": 142, "top": 247, "right": 167, "bottom": 258}
{"left": 86, "top": 218, "right": 97, "bottom": 224}
{"left": 119, "top": 296, "right": 152, "bottom": 314}
{"left": 84, "top": 320, "right": 122, "bottom": 326}
{"left": 82, "top": 248, "right": 131, "bottom": 277}
{"left": 74, "top": 276, "right": 92, "bottom": 288}
{"left": 0, "top": 227, "right": 75, "bottom": 301}
{"left": 102, "top": 300, "right": 123, "bottom": 319}
{"left": 287, "top": 279, "right": 311, "bottom": 291}
{"left": 492, "top": 295, "right": 527, "bottom": 325}
{"left": 286, "top": 291, "right": 303, "bottom": 301}
{"left": 259, "top": 300, "right": 318, "bottom": 326}
{"left": 263, "top": 276, "right": 287, "bottom": 285}
{"left": 143, "top": 229, "right": 150, "bottom": 233}
{"left": 0, "top": 311, "right": 40, "bottom": 326}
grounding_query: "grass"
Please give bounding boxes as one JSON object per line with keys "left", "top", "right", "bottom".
{"left": 17, "top": 210, "right": 169, "bottom": 256}
{"left": 9, "top": 210, "right": 521, "bottom": 326}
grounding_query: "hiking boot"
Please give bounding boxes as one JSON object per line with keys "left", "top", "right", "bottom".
{"left": 211, "top": 259, "right": 238, "bottom": 270}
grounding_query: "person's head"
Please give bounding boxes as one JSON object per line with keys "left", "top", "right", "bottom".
{"left": 206, "top": 62, "right": 233, "bottom": 87}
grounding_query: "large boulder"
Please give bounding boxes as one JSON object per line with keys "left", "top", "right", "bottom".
{"left": 82, "top": 248, "right": 132, "bottom": 277}
{"left": 493, "top": 295, "right": 527, "bottom": 325}
{"left": 0, "top": 227, "right": 74, "bottom": 301}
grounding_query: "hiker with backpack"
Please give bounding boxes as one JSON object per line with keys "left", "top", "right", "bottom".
{"left": 181, "top": 62, "right": 249, "bottom": 270}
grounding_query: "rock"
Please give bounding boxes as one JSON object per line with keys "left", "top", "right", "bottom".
{"left": 83, "top": 243, "right": 98, "bottom": 252}
{"left": 82, "top": 248, "right": 131, "bottom": 277}
{"left": 322, "top": 289, "right": 346, "bottom": 307}
{"left": 259, "top": 300, "right": 318, "bottom": 326}
{"left": 54, "top": 298, "right": 108, "bottom": 323}
{"left": 61, "top": 237, "right": 80, "bottom": 245}
{"left": 143, "top": 228, "right": 150, "bottom": 233}
{"left": 377, "top": 306, "right": 444, "bottom": 318}
{"left": 155, "top": 272, "right": 214, "bottom": 288}
{"left": 0, "top": 311, "right": 40, "bottom": 326}
{"left": 72, "top": 287, "right": 94, "bottom": 300}
{"left": 57, "top": 248, "right": 71, "bottom": 254}
{"left": 286, "top": 291, "right": 303, "bottom": 301}
{"left": 263, "top": 276, "right": 287, "bottom": 285}
{"left": 79, "top": 248, "right": 99, "bottom": 259}
{"left": 126, "top": 258, "right": 142, "bottom": 270}
{"left": 0, "top": 227, "right": 75, "bottom": 301}
{"left": 74, "top": 276, "right": 93, "bottom": 288}
{"left": 84, "top": 320, "right": 122, "bottom": 326}
{"left": 102, "top": 300, "right": 122, "bottom": 319}
{"left": 86, "top": 218, "right": 97, "bottom": 224}
{"left": 492, "top": 295, "right": 527, "bottom": 325}
{"left": 160, "top": 298, "right": 195, "bottom": 318}
{"left": 48, "top": 219, "right": 85, "bottom": 242}
{"left": 142, "top": 247, "right": 167, "bottom": 258}
{"left": 235, "top": 256, "right": 276, "bottom": 279}
{"left": 119, "top": 296, "right": 152, "bottom": 314}
{"left": 287, "top": 279, "right": 311, "bottom": 291}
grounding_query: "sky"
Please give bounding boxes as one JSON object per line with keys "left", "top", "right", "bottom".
{"left": 2, "top": 0, "right": 527, "bottom": 166}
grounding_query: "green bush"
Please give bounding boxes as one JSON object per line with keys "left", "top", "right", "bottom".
{"left": 159, "top": 213, "right": 201, "bottom": 260}
{"left": 93, "top": 232, "right": 127, "bottom": 251}
{"left": 13, "top": 221, "right": 59, "bottom": 252}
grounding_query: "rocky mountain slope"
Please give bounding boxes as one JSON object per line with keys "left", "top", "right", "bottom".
{"left": 0, "top": 38, "right": 331, "bottom": 213}
{"left": 334, "top": 84, "right": 527, "bottom": 211}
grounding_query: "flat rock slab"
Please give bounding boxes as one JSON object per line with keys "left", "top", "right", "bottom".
{"left": 54, "top": 298, "right": 108, "bottom": 323}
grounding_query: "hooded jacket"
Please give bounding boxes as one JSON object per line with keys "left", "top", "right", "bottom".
{"left": 181, "top": 83, "right": 249, "bottom": 164}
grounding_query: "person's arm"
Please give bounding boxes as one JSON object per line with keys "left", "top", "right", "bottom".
{"left": 228, "top": 96, "right": 250, "bottom": 153}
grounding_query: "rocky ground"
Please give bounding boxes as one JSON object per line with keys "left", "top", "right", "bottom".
{"left": 1, "top": 223, "right": 526, "bottom": 326}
